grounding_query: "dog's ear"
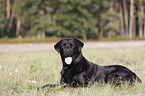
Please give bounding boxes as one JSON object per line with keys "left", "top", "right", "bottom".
{"left": 54, "top": 39, "right": 63, "bottom": 53}
{"left": 73, "top": 38, "right": 84, "bottom": 52}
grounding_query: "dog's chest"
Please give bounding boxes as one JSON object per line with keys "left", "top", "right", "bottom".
{"left": 61, "top": 68, "right": 80, "bottom": 83}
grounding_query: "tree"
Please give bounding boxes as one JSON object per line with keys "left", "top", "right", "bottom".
{"left": 123, "top": 0, "right": 129, "bottom": 36}
{"left": 53, "top": 0, "right": 99, "bottom": 39}
{"left": 104, "top": 0, "right": 119, "bottom": 38}
{"left": 118, "top": 1, "right": 125, "bottom": 36}
{"left": 143, "top": 0, "right": 145, "bottom": 38}
{"left": 7, "top": 2, "right": 15, "bottom": 35}
{"left": 1, "top": 0, "right": 145, "bottom": 39}
{"left": 30, "top": 0, "right": 55, "bottom": 38}
{"left": 5, "top": 0, "right": 10, "bottom": 35}
{"left": 98, "top": 0, "right": 110, "bottom": 38}
{"left": 15, "top": 0, "right": 41, "bottom": 37}
{"left": 129, "top": 0, "right": 134, "bottom": 38}
{"left": 6, "top": 0, "right": 10, "bottom": 20}
{"left": 0, "top": 0, "right": 6, "bottom": 37}
{"left": 138, "top": 0, "right": 144, "bottom": 37}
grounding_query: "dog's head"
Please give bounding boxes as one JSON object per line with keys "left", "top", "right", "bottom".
{"left": 54, "top": 38, "right": 84, "bottom": 65}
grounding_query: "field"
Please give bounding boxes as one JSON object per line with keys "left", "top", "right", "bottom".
{"left": 0, "top": 42, "right": 145, "bottom": 96}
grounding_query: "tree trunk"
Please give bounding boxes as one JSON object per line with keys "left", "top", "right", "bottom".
{"left": 83, "top": 35, "right": 87, "bottom": 40}
{"left": 139, "top": 2, "right": 143, "bottom": 38}
{"left": 6, "top": 0, "right": 10, "bottom": 20}
{"left": 16, "top": 17, "right": 21, "bottom": 36}
{"left": 109, "top": 0, "right": 113, "bottom": 37}
{"left": 1, "top": 0, "right": 5, "bottom": 37}
{"left": 80, "top": 28, "right": 87, "bottom": 40}
{"left": 3, "top": 0, "right": 5, "bottom": 7}
{"left": 133, "top": 16, "right": 136, "bottom": 37}
{"left": 144, "top": 21, "right": 145, "bottom": 38}
{"left": 123, "top": 0, "right": 129, "bottom": 36}
{"left": 139, "top": 19, "right": 143, "bottom": 38}
{"left": 7, "top": 4, "right": 15, "bottom": 33}
{"left": 41, "top": 29, "right": 45, "bottom": 38}
{"left": 100, "top": 24, "right": 103, "bottom": 38}
{"left": 129, "top": 0, "right": 134, "bottom": 38}
{"left": 115, "top": 3, "right": 120, "bottom": 36}
{"left": 6, "top": 0, "right": 10, "bottom": 36}
{"left": 119, "top": 4, "right": 125, "bottom": 36}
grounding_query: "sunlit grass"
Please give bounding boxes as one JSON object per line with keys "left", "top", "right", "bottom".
{"left": 1, "top": 37, "right": 145, "bottom": 44}
{"left": 0, "top": 46, "right": 145, "bottom": 95}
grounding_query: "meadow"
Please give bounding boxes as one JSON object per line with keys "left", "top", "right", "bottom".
{"left": 0, "top": 44, "right": 145, "bottom": 96}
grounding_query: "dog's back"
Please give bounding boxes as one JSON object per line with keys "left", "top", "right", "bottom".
{"left": 54, "top": 38, "right": 141, "bottom": 87}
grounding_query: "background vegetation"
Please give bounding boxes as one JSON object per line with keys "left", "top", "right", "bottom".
{"left": 1, "top": 1, "right": 145, "bottom": 95}
{"left": 0, "top": 0, "right": 145, "bottom": 40}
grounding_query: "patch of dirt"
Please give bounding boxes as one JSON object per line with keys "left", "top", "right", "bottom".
{"left": 0, "top": 41, "right": 145, "bottom": 52}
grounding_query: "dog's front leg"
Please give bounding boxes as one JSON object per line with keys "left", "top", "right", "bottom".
{"left": 72, "top": 72, "right": 88, "bottom": 87}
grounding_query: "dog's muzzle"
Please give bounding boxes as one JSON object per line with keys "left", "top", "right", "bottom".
{"left": 64, "top": 49, "right": 72, "bottom": 56}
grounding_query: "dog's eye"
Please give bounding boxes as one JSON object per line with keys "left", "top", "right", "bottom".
{"left": 61, "top": 43, "right": 66, "bottom": 48}
{"left": 70, "top": 44, "right": 75, "bottom": 48}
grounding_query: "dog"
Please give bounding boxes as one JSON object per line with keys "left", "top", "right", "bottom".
{"left": 54, "top": 38, "right": 141, "bottom": 87}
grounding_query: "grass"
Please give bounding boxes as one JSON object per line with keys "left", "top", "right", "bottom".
{"left": 1, "top": 37, "right": 145, "bottom": 44}
{"left": 0, "top": 45, "right": 145, "bottom": 95}
{"left": 0, "top": 37, "right": 61, "bottom": 44}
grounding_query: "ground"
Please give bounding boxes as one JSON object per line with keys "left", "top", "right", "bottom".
{"left": 0, "top": 41, "right": 145, "bottom": 96}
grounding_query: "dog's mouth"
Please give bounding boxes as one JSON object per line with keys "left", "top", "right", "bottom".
{"left": 65, "top": 57, "right": 72, "bottom": 65}
{"left": 64, "top": 52, "right": 72, "bottom": 57}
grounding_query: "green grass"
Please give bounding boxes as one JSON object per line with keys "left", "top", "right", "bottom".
{"left": 0, "top": 37, "right": 61, "bottom": 44}
{"left": 0, "top": 46, "right": 145, "bottom": 95}
{"left": 1, "top": 37, "right": 145, "bottom": 44}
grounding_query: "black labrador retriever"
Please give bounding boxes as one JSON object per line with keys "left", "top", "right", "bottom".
{"left": 54, "top": 38, "right": 141, "bottom": 87}
{"left": 38, "top": 38, "right": 141, "bottom": 89}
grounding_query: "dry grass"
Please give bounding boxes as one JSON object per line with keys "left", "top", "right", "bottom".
{"left": 0, "top": 43, "right": 145, "bottom": 96}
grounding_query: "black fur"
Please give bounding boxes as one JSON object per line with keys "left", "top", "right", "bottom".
{"left": 54, "top": 38, "right": 141, "bottom": 87}
{"left": 38, "top": 38, "right": 142, "bottom": 90}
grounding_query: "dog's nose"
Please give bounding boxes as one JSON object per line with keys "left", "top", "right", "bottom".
{"left": 66, "top": 49, "right": 70, "bottom": 53}
{"left": 65, "top": 49, "right": 71, "bottom": 56}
